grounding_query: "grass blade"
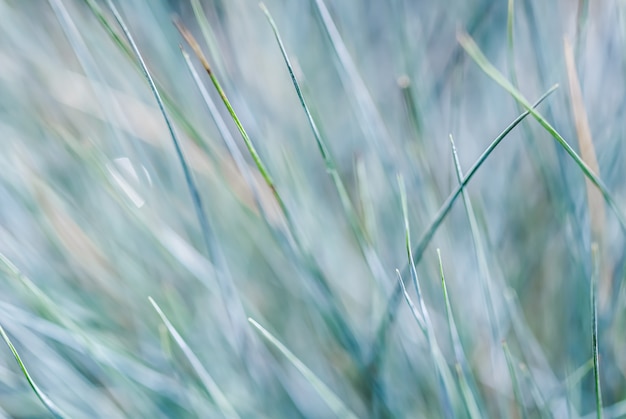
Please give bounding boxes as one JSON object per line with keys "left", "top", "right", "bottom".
{"left": 149, "top": 297, "right": 240, "bottom": 419}
{"left": 398, "top": 175, "right": 456, "bottom": 417}
{"left": 173, "top": 19, "right": 287, "bottom": 222}
{"left": 457, "top": 31, "right": 626, "bottom": 233}
{"left": 0, "top": 324, "right": 67, "bottom": 419}
{"left": 437, "top": 249, "right": 483, "bottom": 419}
{"left": 503, "top": 341, "right": 527, "bottom": 419}
{"left": 248, "top": 318, "right": 358, "bottom": 419}
{"left": 590, "top": 243, "right": 603, "bottom": 419}
{"left": 449, "top": 134, "right": 500, "bottom": 343}
{"left": 564, "top": 38, "right": 608, "bottom": 307}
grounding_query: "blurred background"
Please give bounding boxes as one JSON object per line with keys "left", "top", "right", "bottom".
{"left": 1, "top": 0, "right": 625, "bottom": 417}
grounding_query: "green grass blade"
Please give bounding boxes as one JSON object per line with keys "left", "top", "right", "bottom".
{"left": 590, "top": 243, "right": 603, "bottom": 419}
{"left": 503, "top": 341, "right": 527, "bottom": 419}
{"left": 248, "top": 318, "right": 359, "bottom": 419}
{"left": 437, "top": 249, "right": 483, "bottom": 419}
{"left": 0, "top": 324, "right": 67, "bottom": 419}
{"left": 174, "top": 20, "right": 287, "bottom": 220}
{"left": 149, "top": 297, "right": 240, "bottom": 419}
{"left": 179, "top": 47, "right": 268, "bottom": 225}
{"left": 457, "top": 32, "right": 626, "bottom": 233}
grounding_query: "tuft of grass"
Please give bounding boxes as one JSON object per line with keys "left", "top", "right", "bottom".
{"left": 2, "top": 1, "right": 626, "bottom": 417}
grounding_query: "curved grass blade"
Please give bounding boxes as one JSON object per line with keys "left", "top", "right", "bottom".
{"left": 457, "top": 32, "right": 626, "bottom": 233}
{"left": 248, "top": 318, "right": 358, "bottom": 419}
{"left": 149, "top": 297, "right": 240, "bottom": 419}
{"left": 0, "top": 324, "right": 67, "bottom": 419}
{"left": 105, "top": 0, "right": 246, "bottom": 338}
{"left": 437, "top": 249, "right": 483, "bottom": 419}
{"left": 370, "top": 86, "right": 556, "bottom": 369}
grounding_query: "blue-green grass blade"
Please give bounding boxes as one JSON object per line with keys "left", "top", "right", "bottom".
{"left": 149, "top": 298, "right": 240, "bottom": 419}
{"left": 248, "top": 318, "right": 359, "bottom": 419}
{"left": 0, "top": 324, "right": 67, "bottom": 419}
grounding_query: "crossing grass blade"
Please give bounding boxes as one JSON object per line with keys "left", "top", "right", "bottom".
{"left": 248, "top": 318, "right": 359, "bottom": 419}
{"left": 149, "top": 297, "right": 240, "bottom": 419}
{"left": 457, "top": 31, "right": 626, "bottom": 233}
{"left": 370, "top": 85, "right": 556, "bottom": 371}
{"left": 0, "top": 324, "right": 67, "bottom": 419}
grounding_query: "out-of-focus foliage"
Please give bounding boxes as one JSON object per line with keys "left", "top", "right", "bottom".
{"left": 0, "top": 0, "right": 625, "bottom": 417}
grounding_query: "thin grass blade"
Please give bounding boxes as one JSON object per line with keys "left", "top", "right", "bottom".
{"left": 398, "top": 176, "right": 457, "bottom": 416}
{"left": 259, "top": 2, "right": 389, "bottom": 292}
{"left": 590, "top": 243, "right": 603, "bottom": 419}
{"left": 437, "top": 249, "right": 483, "bottom": 419}
{"left": 503, "top": 340, "right": 527, "bottom": 419}
{"left": 248, "top": 318, "right": 358, "bottom": 419}
{"left": 149, "top": 297, "right": 239, "bottom": 419}
{"left": 564, "top": 38, "right": 608, "bottom": 308}
{"left": 0, "top": 324, "right": 67, "bottom": 419}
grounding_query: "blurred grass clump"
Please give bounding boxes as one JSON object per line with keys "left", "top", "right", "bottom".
{"left": 1, "top": 0, "right": 626, "bottom": 417}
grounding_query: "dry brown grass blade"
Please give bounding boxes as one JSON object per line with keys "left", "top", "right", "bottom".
{"left": 563, "top": 38, "right": 609, "bottom": 307}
